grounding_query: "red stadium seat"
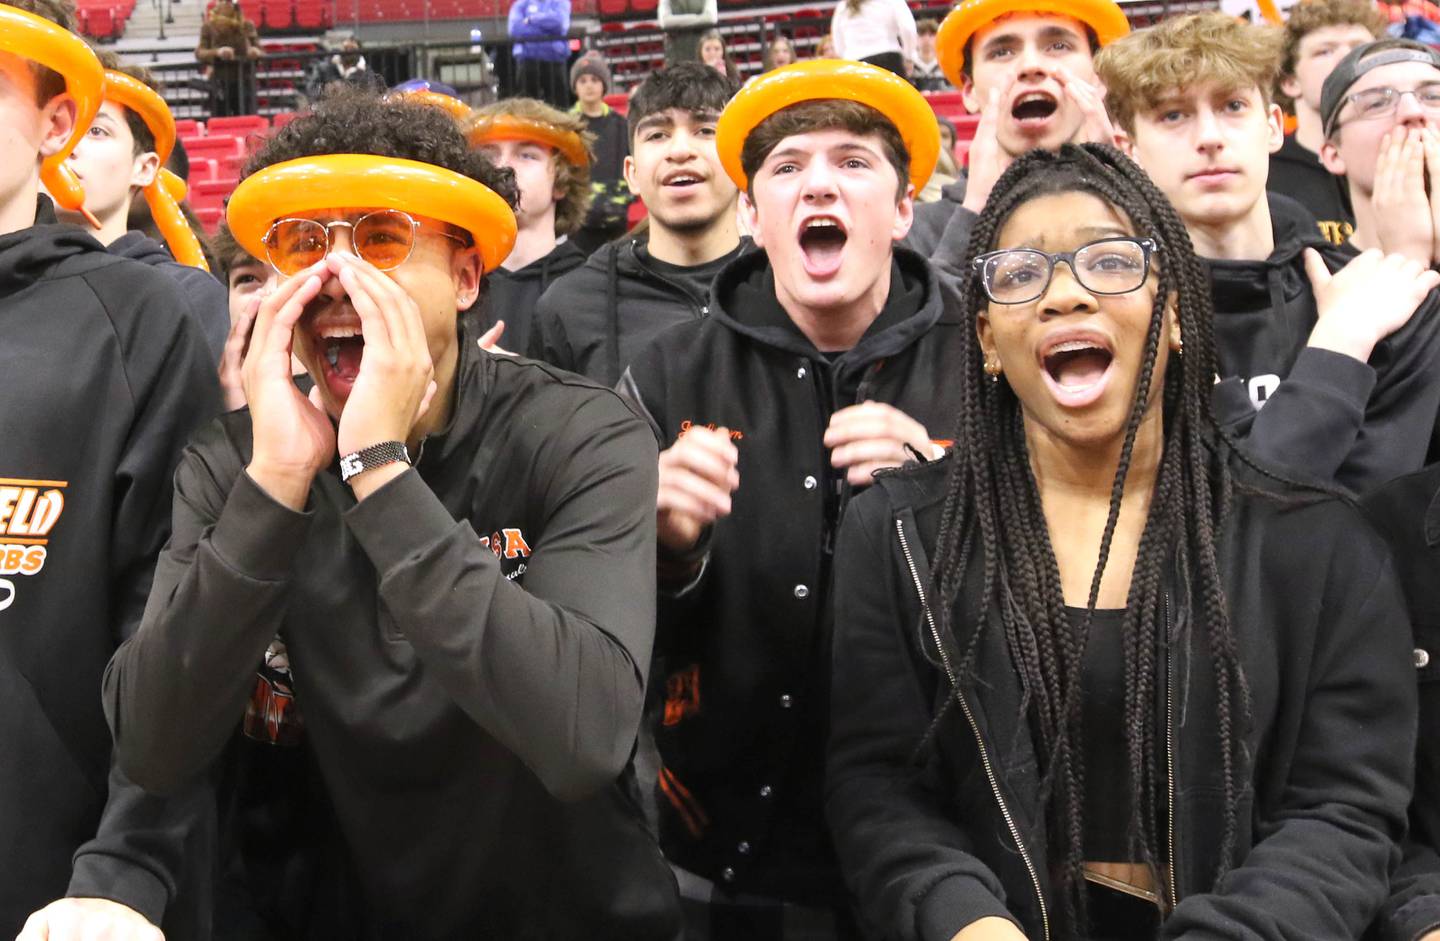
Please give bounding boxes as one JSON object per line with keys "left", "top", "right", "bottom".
{"left": 603, "top": 92, "right": 629, "bottom": 116}
{"left": 190, "top": 177, "right": 239, "bottom": 212}
{"left": 207, "top": 114, "right": 270, "bottom": 137}
{"left": 271, "top": 111, "right": 301, "bottom": 129}
{"left": 194, "top": 206, "right": 223, "bottom": 235}
{"left": 182, "top": 135, "right": 242, "bottom": 160}
{"left": 174, "top": 118, "right": 202, "bottom": 137}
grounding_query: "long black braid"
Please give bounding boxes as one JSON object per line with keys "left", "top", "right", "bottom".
{"left": 927, "top": 144, "right": 1249, "bottom": 936}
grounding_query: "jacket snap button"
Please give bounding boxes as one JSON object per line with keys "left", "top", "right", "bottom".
{"left": 793, "top": 584, "right": 809, "bottom": 599}
{"left": 737, "top": 841, "right": 751, "bottom": 855}
{"left": 1417, "top": 648, "right": 1431, "bottom": 669}
{"left": 803, "top": 475, "right": 817, "bottom": 490}
{"left": 721, "top": 867, "right": 736, "bottom": 882}
{"left": 759, "top": 785, "right": 772, "bottom": 798}
{"left": 796, "top": 366, "right": 807, "bottom": 379}
{"left": 779, "top": 694, "right": 793, "bottom": 708}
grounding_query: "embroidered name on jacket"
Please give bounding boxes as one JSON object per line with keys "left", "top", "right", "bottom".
{"left": 0, "top": 478, "right": 68, "bottom": 612}
{"left": 480, "top": 527, "right": 532, "bottom": 580}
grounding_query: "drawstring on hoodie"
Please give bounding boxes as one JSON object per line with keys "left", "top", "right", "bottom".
{"left": 607, "top": 242, "right": 622, "bottom": 384}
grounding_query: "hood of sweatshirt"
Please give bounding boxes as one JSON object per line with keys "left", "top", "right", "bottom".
{"left": 709, "top": 244, "right": 946, "bottom": 372}
{"left": 109, "top": 230, "right": 175, "bottom": 267}
{"left": 1207, "top": 192, "right": 1337, "bottom": 318}
{"left": 0, "top": 198, "right": 107, "bottom": 299}
{"left": 491, "top": 237, "right": 587, "bottom": 286}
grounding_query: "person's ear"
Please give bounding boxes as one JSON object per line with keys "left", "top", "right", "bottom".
{"left": 623, "top": 153, "right": 638, "bottom": 194}
{"left": 892, "top": 182, "right": 915, "bottom": 242}
{"left": 37, "top": 94, "right": 77, "bottom": 160}
{"left": 131, "top": 151, "right": 161, "bottom": 189}
{"left": 1114, "top": 126, "right": 1135, "bottom": 158}
{"left": 976, "top": 310, "right": 999, "bottom": 371}
{"left": 1266, "top": 101, "right": 1285, "bottom": 155}
{"left": 1279, "top": 73, "right": 1301, "bottom": 104}
{"left": 1319, "top": 136, "right": 1346, "bottom": 176}
{"left": 740, "top": 189, "right": 763, "bottom": 248}
{"left": 453, "top": 245, "right": 483, "bottom": 309}
{"left": 961, "top": 75, "right": 979, "bottom": 114}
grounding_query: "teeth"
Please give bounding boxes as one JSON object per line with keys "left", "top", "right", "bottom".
{"left": 1047, "top": 340, "right": 1106, "bottom": 355}
{"left": 806, "top": 219, "right": 838, "bottom": 229}
{"left": 316, "top": 325, "right": 362, "bottom": 339}
{"left": 1017, "top": 92, "right": 1052, "bottom": 105}
{"left": 667, "top": 175, "right": 699, "bottom": 185}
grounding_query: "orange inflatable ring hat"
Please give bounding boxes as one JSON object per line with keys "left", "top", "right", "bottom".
{"left": 226, "top": 154, "right": 517, "bottom": 274}
{"left": 715, "top": 59, "right": 940, "bottom": 192}
{"left": 935, "top": 0, "right": 1130, "bottom": 91}
{"left": 390, "top": 88, "right": 474, "bottom": 123}
{"left": 103, "top": 70, "right": 209, "bottom": 270}
{"left": 0, "top": 3, "right": 104, "bottom": 227}
{"left": 466, "top": 113, "right": 591, "bottom": 169}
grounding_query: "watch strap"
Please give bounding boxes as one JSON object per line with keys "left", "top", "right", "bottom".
{"left": 339, "top": 441, "right": 412, "bottom": 483}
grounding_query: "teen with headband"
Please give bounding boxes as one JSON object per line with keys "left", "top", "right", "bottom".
{"left": 103, "top": 86, "right": 682, "bottom": 938}
{"left": 466, "top": 98, "right": 593, "bottom": 355}
{"left": 827, "top": 143, "right": 1417, "bottom": 941}
{"left": 0, "top": 2, "right": 219, "bottom": 938}
{"left": 54, "top": 52, "right": 228, "bottom": 360}
{"left": 617, "top": 58, "right": 959, "bottom": 938}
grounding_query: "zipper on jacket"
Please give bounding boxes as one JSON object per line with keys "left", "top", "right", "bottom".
{"left": 1164, "top": 591, "right": 1178, "bottom": 911}
{"left": 895, "top": 518, "right": 1051, "bottom": 941}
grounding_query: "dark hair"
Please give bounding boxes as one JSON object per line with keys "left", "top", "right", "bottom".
{"left": 244, "top": 84, "right": 518, "bottom": 213}
{"left": 961, "top": 23, "right": 1100, "bottom": 82}
{"left": 626, "top": 61, "right": 737, "bottom": 143}
{"left": 917, "top": 16, "right": 938, "bottom": 36}
{"left": 927, "top": 143, "right": 1250, "bottom": 935}
{"left": 93, "top": 47, "right": 159, "bottom": 155}
{"left": 740, "top": 99, "right": 909, "bottom": 200}
{"left": 12, "top": 0, "right": 76, "bottom": 105}
{"left": 211, "top": 221, "right": 260, "bottom": 278}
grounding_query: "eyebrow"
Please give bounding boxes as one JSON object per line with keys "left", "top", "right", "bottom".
{"left": 765, "top": 140, "right": 885, "bottom": 162}
{"left": 1009, "top": 226, "right": 1132, "bottom": 249}
{"left": 979, "top": 23, "right": 1084, "bottom": 52}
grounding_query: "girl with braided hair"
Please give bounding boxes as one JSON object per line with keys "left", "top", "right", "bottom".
{"left": 826, "top": 143, "right": 1417, "bottom": 941}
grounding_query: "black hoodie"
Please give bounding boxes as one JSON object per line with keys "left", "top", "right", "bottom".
{"left": 616, "top": 246, "right": 966, "bottom": 907}
{"left": 829, "top": 456, "right": 1415, "bottom": 941}
{"left": 0, "top": 200, "right": 219, "bottom": 936}
{"left": 104, "top": 335, "right": 682, "bottom": 939}
{"left": 530, "top": 235, "right": 748, "bottom": 386}
{"left": 1208, "top": 193, "right": 1440, "bottom": 494}
{"left": 470, "top": 237, "right": 587, "bottom": 355}
{"left": 108, "top": 230, "right": 229, "bottom": 362}
{"left": 905, "top": 174, "right": 969, "bottom": 259}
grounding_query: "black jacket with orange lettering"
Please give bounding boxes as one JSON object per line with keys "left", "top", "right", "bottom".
{"left": 0, "top": 198, "right": 218, "bottom": 936}
{"left": 104, "top": 336, "right": 682, "bottom": 939}
{"left": 616, "top": 245, "right": 966, "bottom": 908}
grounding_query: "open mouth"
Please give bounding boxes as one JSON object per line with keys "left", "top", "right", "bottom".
{"left": 663, "top": 171, "right": 704, "bottom": 189}
{"left": 312, "top": 319, "right": 365, "bottom": 400}
{"left": 1040, "top": 335, "right": 1114, "bottom": 408}
{"left": 1011, "top": 91, "right": 1059, "bottom": 126}
{"left": 797, "top": 215, "right": 847, "bottom": 277}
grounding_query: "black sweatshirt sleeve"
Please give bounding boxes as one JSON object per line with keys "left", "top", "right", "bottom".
{"left": 70, "top": 268, "right": 220, "bottom": 923}
{"left": 827, "top": 494, "right": 1020, "bottom": 941}
{"left": 342, "top": 395, "right": 658, "bottom": 802}
{"left": 1212, "top": 346, "right": 1375, "bottom": 489}
{"left": 1162, "top": 518, "right": 1416, "bottom": 940}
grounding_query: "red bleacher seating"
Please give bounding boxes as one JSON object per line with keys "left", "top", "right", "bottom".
{"left": 194, "top": 206, "right": 223, "bottom": 235}
{"left": 190, "top": 178, "right": 239, "bottom": 213}
{"left": 603, "top": 92, "right": 629, "bottom": 117}
{"left": 182, "top": 135, "right": 243, "bottom": 161}
{"left": 208, "top": 114, "right": 270, "bottom": 137}
{"left": 174, "top": 119, "right": 202, "bottom": 137}
{"left": 271, "top": 111, "right": 301, "bottom": 129}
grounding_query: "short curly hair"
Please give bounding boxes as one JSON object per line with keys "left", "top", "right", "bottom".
{"left": 11, "top": 0, "right": 76, "bottom": 105}
{"left": 1275, "top": 0, "right": 1386, "bottom": 113}
{"left": 244, "top": 85, "right": 519, "bottom": 215}
{"left": 1096, "top": 12, "right": 1283, "bottom": 136}
{"left": 469, "top": 98, "right": 594, "bottom": 236}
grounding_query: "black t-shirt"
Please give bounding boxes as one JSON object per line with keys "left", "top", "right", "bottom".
{"left": 1268, "top": 134, "right": 1354, "bottom": 246}
{"left": 635, "top": 242, "right": 744, "bottom": 306}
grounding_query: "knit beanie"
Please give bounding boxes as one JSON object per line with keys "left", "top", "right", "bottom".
{"left": 570, "top": 53, "right": 612, "bottom": 94}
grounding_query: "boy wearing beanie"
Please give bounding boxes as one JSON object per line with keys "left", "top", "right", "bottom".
{"left": 571, "top": 52, "right": 632, "bottom": 253}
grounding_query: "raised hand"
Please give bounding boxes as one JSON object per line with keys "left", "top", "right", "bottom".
{"left": 1304, "top": 246, "right": 1440, "bottom": 363}
{"left": 1370, "top": 127, "right": 1433, "bottom": 265}
{"left": 656, "top": 425, "right": 740, "bottom": 555}
{"left": 824, "top": 401, "right": 941, "bottom": 487}
{"left": 961, "top": 80, "right": 1015, "bottom": 215}
{"left": 477, "top": 319, "right": 515, "bottom": 356}
{"left": 242, "top": 260, "right": 336, "bottom": 510}
{"left": 330, "top": 253, "right": 438, "bottom": 470}
{"left": 1057, "top": 65, "right": 1120, "bottom": 148}
{"left": 219, "top": 291, "right": 261, "bottom": 411}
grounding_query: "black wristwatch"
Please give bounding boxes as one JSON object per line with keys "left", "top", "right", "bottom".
{"left": 339, "top": 441, "right": 411, "bottom": 483}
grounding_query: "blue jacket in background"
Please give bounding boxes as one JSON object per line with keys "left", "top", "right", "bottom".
{"left": 509, "top": 0, "right": 570, "bottom": 61}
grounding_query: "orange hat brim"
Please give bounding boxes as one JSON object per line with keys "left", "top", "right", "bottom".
{"left": 226, "top": 154, "right": 517, "bottom": 274}
{"left": 936, "top": 0, "right": 1130, "bottom": 91}
{"left": 715, "top": 59, "right": 940, "bottom": 193}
